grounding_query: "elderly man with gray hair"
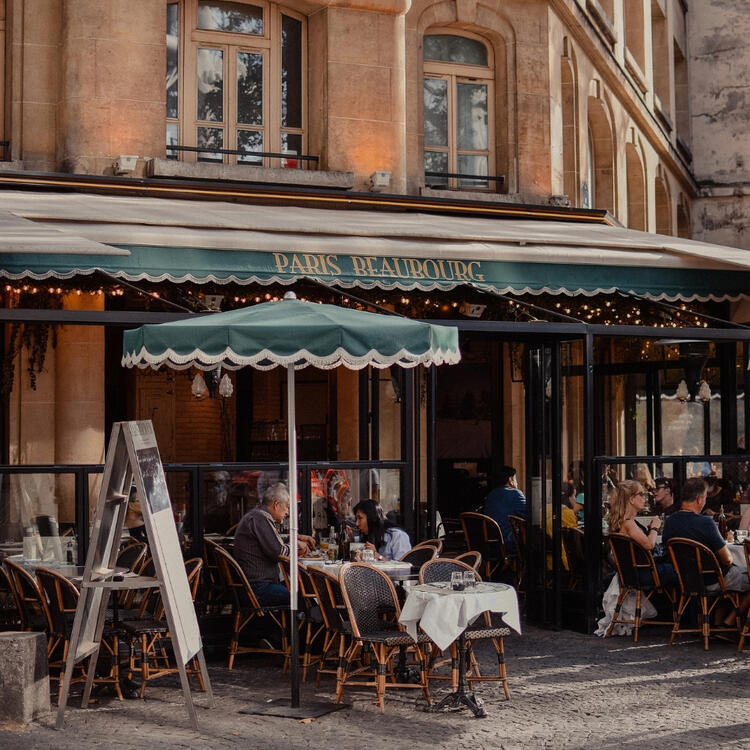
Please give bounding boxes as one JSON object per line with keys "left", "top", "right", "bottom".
{"left": 233, "top": 483, "right": 315, "bottom": 606}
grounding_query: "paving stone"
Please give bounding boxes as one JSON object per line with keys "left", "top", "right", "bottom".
{"left": 1, "top": 625, "right": 749, "bottom": 749}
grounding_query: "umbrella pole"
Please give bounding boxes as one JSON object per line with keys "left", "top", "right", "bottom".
{"left": 287, "top": 364, "right": 300, "bottom": 708}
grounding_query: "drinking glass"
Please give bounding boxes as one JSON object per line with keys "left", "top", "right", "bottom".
{"left": 362, "top": 548, "right": 375, "bottom": 563}
{"left": 463, "top": 570, "right": 476, "bottom": 589}
{"left": 450, "top": 571, "right": 465, "bottom": 591}
{"left": 736, "top": 530, "right": 747, "bottom": 544}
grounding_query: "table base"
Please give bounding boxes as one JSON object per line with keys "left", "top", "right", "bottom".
{"left": 424, "top": 632, "right": 487, "bottom": 719}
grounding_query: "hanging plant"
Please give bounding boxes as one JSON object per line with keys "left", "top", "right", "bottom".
{"left": 1, "top": 321, "right": 58, "bottom": 396}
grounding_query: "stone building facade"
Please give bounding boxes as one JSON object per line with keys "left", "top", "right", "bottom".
{"left": 1, "top": 0, "right": 706, "bottom": 230}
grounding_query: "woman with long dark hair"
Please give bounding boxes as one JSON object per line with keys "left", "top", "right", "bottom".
{"left": 353, "top": 499, "right": 411, "bottom": 561}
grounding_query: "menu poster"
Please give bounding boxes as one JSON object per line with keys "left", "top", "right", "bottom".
{"left": 125, "top": 420, "right": 202, "bottom": 662}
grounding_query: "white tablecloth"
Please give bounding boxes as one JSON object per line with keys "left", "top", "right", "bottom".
{"left": 399, "top": 582, "right": 521, "bottom": 651}
{"left": 728, "top": 544, "right": 748, "bottom": 570}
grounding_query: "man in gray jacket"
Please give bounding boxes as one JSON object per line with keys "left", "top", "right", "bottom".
{"left": 233, "top": 483, "right": 315, "bottom": 606}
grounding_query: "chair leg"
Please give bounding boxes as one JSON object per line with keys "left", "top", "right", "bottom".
{"left": 633, "top": 589, "right": 642, "bottom": 643}
{"left": 227, "top": 611, "right": 241, "bottom": 670}
{"left": 670, "top": 595, "right": 686, "bottom": 645}
{"left": 606, "top": 587, "right": 628, "bottom": 637}
{"left": 374, "top": 645, "right": 387, "bottom": 713}
{"left": 449, "top": 642, "right": 459, "bottom": 691}
{"left": 699, "top": 596, "right": 710, "bottom": 650}
{"left": 495, "top": 637, "right": 510, "bottom": 700}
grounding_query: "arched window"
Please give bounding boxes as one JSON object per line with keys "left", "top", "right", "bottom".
{"left": 561, "top": 48, "right": 579, "bottom": 207}
{"left": 625, "top": 141, "right": 646, "bottom": 231}
{"left": 655, "top": 170, "right": 672, "bottom": 235}
{"left": 423, "top": 32, "right": 494, "bottom": 190}
{"left": 587, "top": 95, "right": 615, "bottom": 214}
{"left": 166, "top": 0, "right": 305, "bottom": 167}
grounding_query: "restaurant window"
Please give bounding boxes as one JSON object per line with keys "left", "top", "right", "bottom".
{"left": 166, "top": 0, "right": 305, "bottom": 167}
{"left": 423, "top": 32, "right": 495, "bottom": 191}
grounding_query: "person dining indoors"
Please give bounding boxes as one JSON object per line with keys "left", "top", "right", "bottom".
{"left": 607, "top": 480, "right": 677, "bottom": 587}
{"left": 653, "top": 477, "right": 678, "bottom": 517}
{"left": 663, "top": 477, "right": 750, "bottom": 618}
{"left": 353, "top": 499, "right": 411, "bottom": 561}
{"left": 233, "top": 483, "right": 315, "bottom": 606}
{"left": 484, "top": 465, "right": 526, "bottom": 554}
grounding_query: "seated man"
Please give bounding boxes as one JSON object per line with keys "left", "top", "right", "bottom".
{"left": 663, "top": 477, "right": 750, "bottom": 616}
{"left": 233, "top": 483, "right": 315, "bottom": 606}
{"left": 484, "top": 465, "right": 526, "bottom": 555}
{"left": 653, "top": 477, "right": 678, "bottom": 517}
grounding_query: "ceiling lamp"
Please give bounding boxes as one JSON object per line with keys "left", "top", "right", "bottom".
{"left": 675, "top": 379, "right": 689, "bottom": 402}
{"left": 191, "top": 372, "right": 208, "bottom": 398}
{"left": 698, "top": 380, "right": 711, "bottom": 403}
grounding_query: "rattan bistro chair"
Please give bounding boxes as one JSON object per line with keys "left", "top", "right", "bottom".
{"left": 454, "top": 551, "right": 482, "bottom": 571}
{"left": 278, "top": 556, "right": 326, "bottom": 680}
{"left": 307, "top": 566, "right": 352, "bottom": 687}
{"left": 507, "top": 514, "right": 526, "bottom": 592}
{"left": 3, "top": 558, "right": 47, "bottom": 632}
{"left": 400, "top": 545, "right": 438, "bottom": 567}
{"left": 667, "top": 537, "right": 741, "bottom": 650}
{"left": 419, "top": 558, "right": 511, "bottom": 699}
{"left": 606, "top": 533, "right": 675, "bottom": 642}
{"left": 212, "top": 545, "right": 287, "bottom": 669}
{"left": 459, "top": 512, "right": 508, "bottom": 581}
{"left": 36, "top": 567, "right": 123, "bottom": 703}
{"left": 412, "top": 538, "right": 443, "bottom": 555}
{"left": 122, "top": 558, "right": 205, "bottom": 698}
{"left": 337, "top": 562, "right": 431, "bottom": 712}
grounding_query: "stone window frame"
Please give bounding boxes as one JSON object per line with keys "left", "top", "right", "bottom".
{"left": 166, "top": 0, "right": 307, "bottom": 169}
{"left": 422, "top": 28, "right": 497, "bottom": 193}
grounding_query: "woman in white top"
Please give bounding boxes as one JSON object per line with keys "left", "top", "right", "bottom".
{"left": 353, "top": 499, "right": 411, "bottom": 561}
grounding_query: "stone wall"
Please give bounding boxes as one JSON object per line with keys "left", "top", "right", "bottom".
{"left": 688, "top": 0, "right": 750, "bottom": 251}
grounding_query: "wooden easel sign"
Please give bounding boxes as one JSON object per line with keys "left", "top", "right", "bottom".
{"left": 56, "top": 421, "right": 213, "bottom": 730}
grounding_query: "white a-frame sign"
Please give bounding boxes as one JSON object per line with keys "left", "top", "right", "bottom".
{"left": 56, "top": 421, "right": 213, "bottom": 730}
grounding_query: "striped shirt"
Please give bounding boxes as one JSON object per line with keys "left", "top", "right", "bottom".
{"left": 233, "top": 505, "right": 289, "bottom": 585}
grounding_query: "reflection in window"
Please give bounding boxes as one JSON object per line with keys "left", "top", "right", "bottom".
{"left": 166, "top": 4, "right": 179, "bottom": 120}
{"left": 198, "top": 1, "right": 263, "bottom": 35}
{"left": 197, "top": 48, "right": 224, "bottom": 122}
{"left": 424, "top": 34, "right": 487, "bottom": 65}
{"left": 198, "top": 126, "right": 224, "bottom": 161}
{"left": 281, "top": 15, "right": 302, "bottom": 130}
{"left": 237, "top": 51, "right": 263, "bottom": 125}
{"left": 423, "top": 32, "right": 493, "bottom": 191}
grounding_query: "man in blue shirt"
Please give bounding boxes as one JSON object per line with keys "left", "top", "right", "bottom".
{"left": 484, "top": 465, "right": 526, "bottom": 554}
{"left": 663, "top": 477, "right": 750, "bottom": 598}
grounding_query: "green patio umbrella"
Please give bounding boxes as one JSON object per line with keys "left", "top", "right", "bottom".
{"left": 122, "top": 291, "right": 460, "bottom": 709}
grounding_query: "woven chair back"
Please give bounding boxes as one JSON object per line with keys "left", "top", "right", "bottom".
{"left": 667, "top": 537, "right": 725, "bottom": 595}
{"left": 400, "top": 545, "right": 438, "bottom": 567}
{"left": 339, "top": 563, "right": 400, "bottom": 639}
{"left": 213, "top": 544, "right": 262, "bottom": 610}
{"left": 420, "top": 557, "right": 480, "bottom": 584}
{"left": 308, "top": 567, "right": 345, "bottom": 632}
{"left": 36, "top": 567, "right": 79, "bottom": 637}
{"left": 116, "top": 541, "right": 147, "bottom": 573}
{"left": 412, "top": 538, "right": 443, "bottom": 555}
{"left": 3, "top": 559, "right": 49, "bottom": 630}
{"left": 608, "top": 533, "right": 660, "bottom": 588}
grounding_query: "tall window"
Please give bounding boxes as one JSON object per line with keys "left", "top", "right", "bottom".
{"left": 423, "top": 32, "right": 494, "bottom": 190}
{"left": 166, "top": 0, "right": 305, "bottom": 167}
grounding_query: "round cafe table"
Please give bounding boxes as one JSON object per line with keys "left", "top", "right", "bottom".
{"left": 399, "top": 582, "right": 521, "bottom": 717}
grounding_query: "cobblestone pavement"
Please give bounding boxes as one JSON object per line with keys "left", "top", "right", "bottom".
{"left": 2, "top": 624, "right": 750, "bottom": 750}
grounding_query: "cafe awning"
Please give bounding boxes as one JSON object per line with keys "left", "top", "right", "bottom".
{"left": 2, "top": 189, "right": 750, "bottom": 302}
